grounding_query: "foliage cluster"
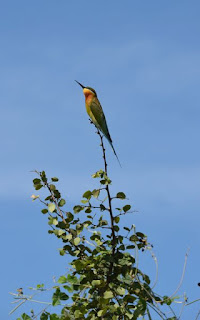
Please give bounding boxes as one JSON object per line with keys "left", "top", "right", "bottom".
{"left": 11, "top": 131, "right": 195, "bottom": 320}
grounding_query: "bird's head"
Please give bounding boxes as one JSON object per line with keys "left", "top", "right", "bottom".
{"left": 75, "top": 80, "right": 97, "bottom": 98}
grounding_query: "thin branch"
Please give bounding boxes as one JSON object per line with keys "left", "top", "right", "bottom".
{"left": 9, "top": 292, "right": 68, "bottom": 316}
{"left": 147, "top": 302, "right": 167, "bottom": 319}
{"left": 168, "top": 305, "right": 178, "bottom": 318}
{"left": 9, "top": 299, "right": 27, "bottom": 315}
{"left": 178, "top": 293, "right": 187, "bottom": 320}
{"left": 186, "top": 298, "right": 200, "bottom": 306}
{"left": 91, "top": 123, "right": 117, "bottom": 282}
{"left": 195, "top": 310, "right": 200, "bottom": 320}
{"left": 147, "top": 307, "right": 153, "bottom": 320}
{"left": 96, "top": 129, "right": 116, "bottom": 246}
{"left": 82, "top": 204, "right": 109, "bottom": 211}
{"left": 150, "top": 249, "right": 159, "bottom": 290}
{"left": 32, "top": 306, "right": 50, "bottom": 319}
{"left": 151, "top": 248, "right": 190, "bottom": 305}
{"left": 169, "top": 248, "right": 190, "bottom": 298}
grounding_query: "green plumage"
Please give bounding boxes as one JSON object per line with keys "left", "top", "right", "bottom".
{"left": 75, "top": 80, "right": 121, "bottom": 166}
{"left": 89, "top": 97, "right": 121, "bottom": 167}
{"left": 90, "top": 99, "right": 112, "bottom": 143}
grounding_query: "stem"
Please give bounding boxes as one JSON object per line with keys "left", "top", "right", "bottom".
{"left": 186, "top": 298, "right": 200, "bottom": 306}
{"left": 195, "top": 310, "right": 200, "bottom": 320}
{"left": 169, "top": 248, "right": 190, "bottom": 298}
{"left": 96, "top": 128, "right": 116, "bottom": 280}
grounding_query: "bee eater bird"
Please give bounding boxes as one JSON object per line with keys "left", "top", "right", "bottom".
{"left": 75, "top": 80, "right": 121, "bottom": 166}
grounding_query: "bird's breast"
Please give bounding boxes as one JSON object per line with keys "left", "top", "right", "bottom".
{"left": 85, "top": 95, "right": 94, "bottom": 116}
{"left": 85, "top": 93, "right": 93, "bottom": 105}
{"left": 85, "top": 101, "right": 93, "bottom": 118}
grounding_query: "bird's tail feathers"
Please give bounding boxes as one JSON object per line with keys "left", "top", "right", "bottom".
{"left": 110, "top": 142, "right": 122, "bottom": 168}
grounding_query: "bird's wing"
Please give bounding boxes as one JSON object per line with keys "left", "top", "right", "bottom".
{"left": 90, "top": 99, "right": 112, "bottom": 143}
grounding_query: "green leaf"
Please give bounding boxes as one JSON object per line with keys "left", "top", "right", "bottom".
{"left": 22, "top": 313, "right": 32, "bottom": 320}
{"left": 45, "top": 195, "right": 52, "bottom": 201}
{"left": 100, "top": 179, "right": 106, "bottom": 185}
{"left": 34, "top": 184, "right": 43, "bottom": 190}
{"left": 50, "top": 314, "right": 60, "bottom": 320}
{"left": 57, "top": 276, "right": 67, "bottom": 284}
{"left": 143, "top": 274, "right": 150, "bottom": 284}
{"left": 74, "top": 237, "right": 81, "bottom": 246}
{"left": 54, "top": 229, "right": 65, "bottom": 236}
{"left": 116, "top": 287, "right": 125, "bottom": 295}
{"left": 163, "top": 295, "right": 172, "bottom": 305}
{"left": 66, "top": 212, "right": 74, "bottom": 222}
{"left": 59, "top": 292, "right": 69, "bottom": 300}
{"left": 54, "top": 190, "right": 61, "bottom": 199}
{"left": 73, "top": 205, "right": 83, "bottom": 213}
{"left": 92, "top": 169, "right": 104, "bottom": 178}
{"left": 40, "top": 313, "right": 48, "bottom": 320}
{"left": 92, "top": 189, "right": 100, "bottom": 198}
{"left": 114, "top": 216, "right": 120, "bottom": 223}
{"left": 67, "top": 274, "right": 78, "bottom": 284}
{"left": 130, "top": 235, "right": 138, "bottom": 242}
{"left": 52, "top": 288, "right": 61, "bottom": 306}
{"left": 136, "top": 232, "right": 145, "bottom": 238}
{"left": 92, "top": 280, "right": 101, "bottom": 286}
{"left": 48, "top": 217, "right": 58, "bottom": 226}
{"left": 124, "top": 295, "right": 136, "bottom": 303}
{"left": 123, "top": 204, "right": 131, "bottom": 212}
{"left": 125, "top": 311, "right": 134, "bottom": 319}
{"left": 65, "top": 233, "right": 72, "bottom": 241}
{"left": 104, "top": 290, "right": 114, "bottom": 299}
{"left": 73, "top": 260, "right": 85, "bottom": 271}
{"left": 114, "top": 225, "right": 119, "bottom": 232}
{"left": 40, "top": 171, "right": 47, "bottom": 183}
{"left": 100, "top": 204, "right": 106, "bottom": 211}
{"left": 49, "top": 184, "right": 56, "bottom": 191}
{"left": 81, "top": 199, "right": 88, "bottom": 204}
{"left": 51, "top": 177, "right": 59, "bottom": 182}
{"left": 116, "top": 192, "right": 126, "bottom": 199}
{"left": 33, "top": 178, "right": 41, "bottom": 185}
{"left": 63, "top": 285, "right": 73, "bottom": 292}
{"left": 126, "top": 245, "right": 135, "bottom": 249}
{"left": 41, "top": 208, "right": 48, "bottom": 214}
{"left": 100, "top": 219, "right": 108, "bottom": 226}
{"left": 59, "top": 249, "right": 65, "bottom": 256}
{"left": 82, "top": 190, "right": 92, "bottom": 199}
{"left": 97, "top": 310, "right": 105, "bottom": 317}
{"left": 48, "top": 203, "right": 56, "bottom": 213}
{"left": 58, "top": 199, "right": 66, "bottom": 207}
{"left": 74, "top": 310, "right": 82, "bottom": 318}
{"left": 85, "top": 207, "right": 91, "bottom": 213}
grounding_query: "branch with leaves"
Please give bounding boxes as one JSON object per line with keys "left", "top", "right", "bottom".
{"left": 11, "top": 129, "right": 199, "bottom": 320}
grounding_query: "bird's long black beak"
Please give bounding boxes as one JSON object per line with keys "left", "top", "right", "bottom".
{"left": 75, "top": 80, "right": 85, "bottom": 89}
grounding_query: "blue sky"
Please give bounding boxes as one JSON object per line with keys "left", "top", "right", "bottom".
{"left": 1, "top": 1, "right": 200, "bottom": 319}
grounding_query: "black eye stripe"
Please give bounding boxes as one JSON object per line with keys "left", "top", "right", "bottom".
{"left": 86, "top": 87, "right": 96, "bottom": 95}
